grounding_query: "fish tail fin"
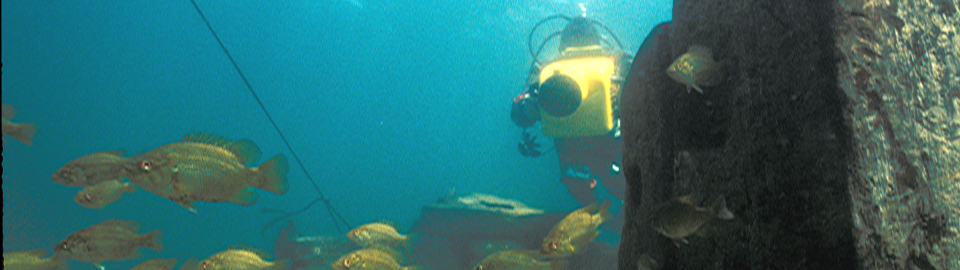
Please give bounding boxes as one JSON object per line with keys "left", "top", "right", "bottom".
{"left": 711, "top": 196, "right": 735, "bottom": 220}
{"left": 144, "top": 228, "right": 164, "bottom": 251}
{"left": 270, "top": 259, "right": 291, "bottom": 270}
{"left": 399, "top": 233, "right": 420, "bottom": 251}
{"left": 596, "top": 199, "right": 614, "bottom": 224}
{"left": 13, "top": 122, "right": 36, "bottom": 146}
{"left": 257, "top": 154, "right": 289, "bottom": 195}
{"left": 549, "top": 259, "right": 567, "bottom": 270}
{"left": 229, "top": 187, "right": 258, "bottom": 206}
{"left": 48, "top": 254, "right": 69, "bottom": 269}
{"left": 700, "top": 61, "right": 724, "bottom": 87}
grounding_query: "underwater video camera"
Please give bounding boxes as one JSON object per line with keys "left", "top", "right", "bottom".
{"left": 525, "top": 15, "right": 625, "bottom": 138}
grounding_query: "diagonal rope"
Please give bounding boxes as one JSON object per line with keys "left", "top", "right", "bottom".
{"left": 188, "top": 0, "right": 351, "bottom": 233}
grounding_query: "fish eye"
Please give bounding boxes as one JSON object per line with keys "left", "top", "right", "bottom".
{"left": 550, "top": 241, "right": 559, "bottom": 250}
{"left": 141, "top": 161, "right": 152, "bottom": 171}
{"left": 475, "top": 265, "right": 483, "bottom": 270}
{"left": 84, "top": 194, "right": 92, "bottom": 201}
{"left": 199, "top": 262, "right": 208, "bottom": 269}
{"left": 343, "top": 259, "right": 353, "bottom": 267}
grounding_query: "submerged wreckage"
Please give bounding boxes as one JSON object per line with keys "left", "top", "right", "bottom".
{"left": 274, "top": 193, "right": 618, "bottom": 270}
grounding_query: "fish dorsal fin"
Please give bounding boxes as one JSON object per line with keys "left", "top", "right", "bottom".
{"left": 182, "top": 133, "right": 262, "bottom": 164}
{"left": 224, "top": 139, "right": 262, "bottom": 165}
{"left": 364, "top": 244, "right": 401, "bottom": 258}
{"left": 226, "top": 244, "right": 271, "bottom": 260}
{"left": 99, "top": 219, "right": 140, "bottom": 232}
{"left": 577, "top": 202, "right": 599, "bottom": 215}
{"left": 687, "top": 45, "right": 714, "bottom": 60}
{"left": 1, "top": 103, "right": 16, "bottom": 118}
{"left": 371, "top": 219, "right": 402, "bottom": 230}
{"left": 182, "top": 133, "right": 232, "bottom": 146}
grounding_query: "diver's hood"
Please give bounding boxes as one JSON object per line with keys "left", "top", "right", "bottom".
{"left": 558, "top": 17, "right": 602, "bottom": 52}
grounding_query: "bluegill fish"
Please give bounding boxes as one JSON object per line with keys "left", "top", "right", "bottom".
{"left": 74, "top": 179, "right": 137, "bottom": 209}
{"left": 3, "top": 250, "right": 67, "bottom": 270}
{"left": 126, "top": 133, "right": 289, "bottom": 212}
{"left": 541, "top": 200, "right": 612, "bottom": 258}
{"left": 198, "top": 249, "right": 289, "bottom": 270}
{"left": 348, "top": 222, "right": 409, "bottom": 248}
{"left": 52, "top": 150, "right": 131, "bottom": 187}
{"left": 666, "top": 45, "right": 723, "bottom": 94}
{"left": 473, "top": 250, "right": 565, "bottom": 270}
{"left": 331, "top": 248, "right": 418, "bottom": 270}
{"left": 54, "top": 219, "right": 163, "bottom": 269}
{"left": 648, "top": 195, "right": 734, "bottom": 244}
{"left": 1, "top": 103, "right": 36, "bottom": 146}
{"left": 131, "top": 258, "right": 178, "bottom": 270}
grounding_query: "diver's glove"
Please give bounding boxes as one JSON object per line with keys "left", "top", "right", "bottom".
{"left": 518, "top": 130, "right": 542, "bottom": 157}
{"left": 511, "top": 92, "right": 540, "bottom": 128}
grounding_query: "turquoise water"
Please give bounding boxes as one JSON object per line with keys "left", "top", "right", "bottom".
{"left": 2, "top": 0, "right": 670, "bottom": 269}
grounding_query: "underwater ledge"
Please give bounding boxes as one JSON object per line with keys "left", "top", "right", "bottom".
{"left": 619, "top": 0, "right": 958, "bottom": 269}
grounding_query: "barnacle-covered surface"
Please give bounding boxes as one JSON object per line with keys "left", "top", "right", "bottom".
{"left": 837, "top": 0, "right": 959, "bottom": 269}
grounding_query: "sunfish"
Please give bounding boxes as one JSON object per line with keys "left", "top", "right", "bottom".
{"left": 666, "top": 45, "right": 724, "bottom": 94}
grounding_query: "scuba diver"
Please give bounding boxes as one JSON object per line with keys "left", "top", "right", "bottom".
{"left": 511, "top": 15, "right": 631, "bottom": 232}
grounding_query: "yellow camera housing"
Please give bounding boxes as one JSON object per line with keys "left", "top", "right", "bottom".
{"left": 539, "top": 54, "right": 616, "bottom": 138}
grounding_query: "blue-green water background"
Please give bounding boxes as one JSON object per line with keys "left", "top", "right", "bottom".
{"left": 2, "top": 0, "right": 669, "bottom": 268}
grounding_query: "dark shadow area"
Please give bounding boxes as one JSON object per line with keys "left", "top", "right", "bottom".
{"left": 619, "top": 0, "right": 858, "bottom": 269}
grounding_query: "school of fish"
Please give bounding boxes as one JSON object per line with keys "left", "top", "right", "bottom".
{"left": 4, "top": 40, "right": 738, "bottom": 270}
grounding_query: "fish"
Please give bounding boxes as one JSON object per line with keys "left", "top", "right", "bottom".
{"left": 3, "top": 250, "right": 67, "bottom": 270}
{"left": 74, "top": 179, "right": 137, "bottom": 209}
{"left": 540, "top": 200, "right": 612, "bottom": 258}
{"left": 130, "top": 258, "right": 179, "bottom": 270}
{"left": 54, "top": 219, "right": 163, "bottom": 269}
{"left": 471, "top": 240, "right": 521, "bottom": 260}
{"left": 198, "top": 249, "right": 289, "bottom": 270}
{"left": 274, "top": 221, "right": 357, "bottom": 270}
{"left": 125, "top": 133, "right": 289, "bottom": 212}
{"left": 52, "top": 150, "right": 132, "bottom": 187}
{"left": 330, "top": 248, "right": 418, "bottom": 270}
{"left": 2, "top": 103, "right": 37, "bottom": 146}
{"left": 347, "top": 222, "right": 409, "bottom": 248}
{"left": 473, "top": 250, "right": 565, "bottom": 270}
{"left": 648, "top": 195, "right": 734, "bottom": 244}
{"left": 666, "top": 45, "right": 723, "bottom": 94}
